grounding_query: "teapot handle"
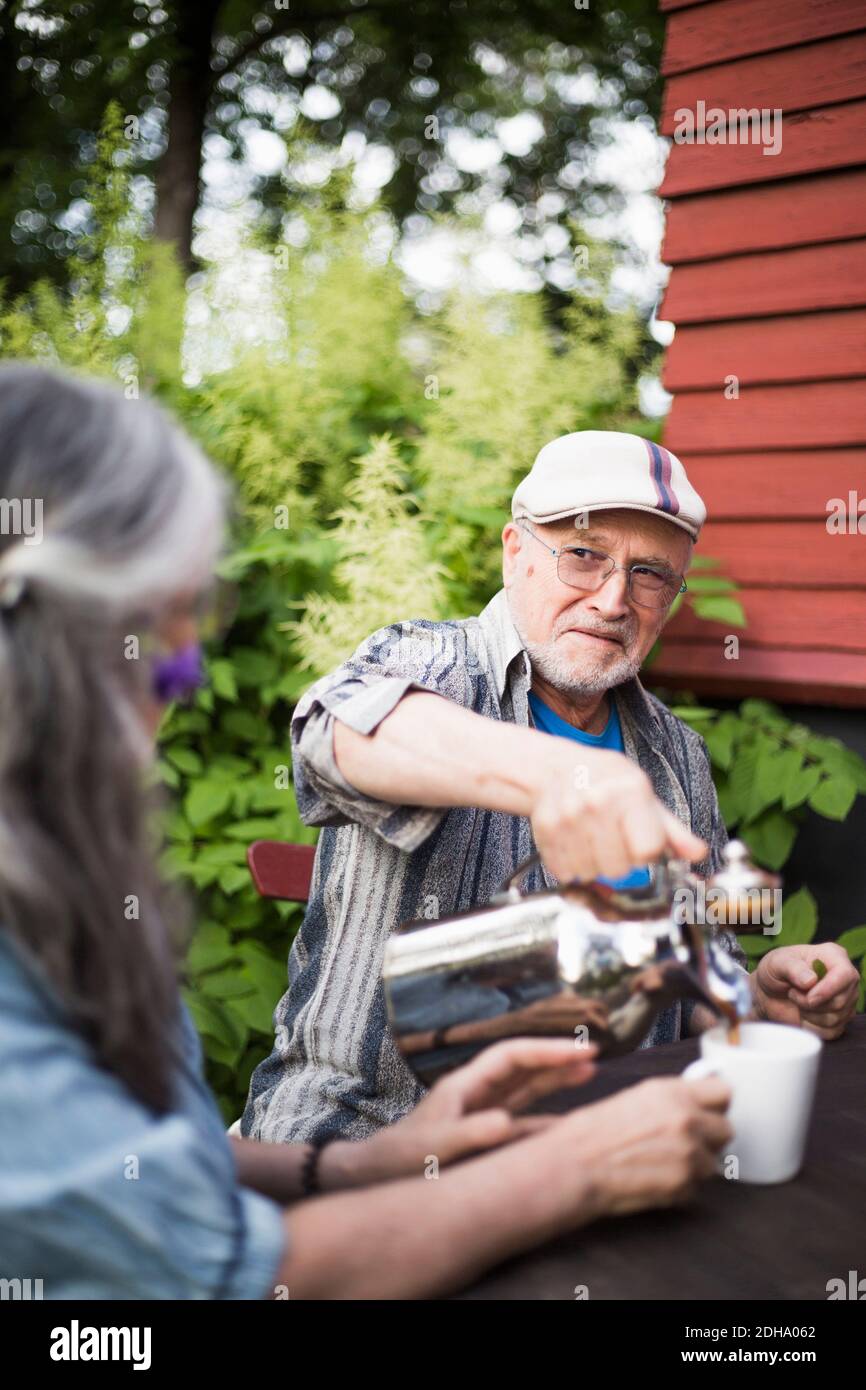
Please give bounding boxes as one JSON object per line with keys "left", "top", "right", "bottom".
{"left": 499, "top": 851, "right": 544, "bottom": 896}
{"left": 497, "top": 849, "right": 677, "bottom": 899}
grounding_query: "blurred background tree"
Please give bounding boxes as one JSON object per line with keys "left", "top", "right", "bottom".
{"left": 1, "top": 0, "right": 662, "bottom": 308}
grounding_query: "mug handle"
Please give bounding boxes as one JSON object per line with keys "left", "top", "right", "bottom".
{"left": 682, "top": 1058, "right": 722, "bottom": 1081}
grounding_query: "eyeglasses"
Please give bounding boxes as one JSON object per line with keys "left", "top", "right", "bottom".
{"left": 518, "top": 521, "right": 687, "bottom": 611}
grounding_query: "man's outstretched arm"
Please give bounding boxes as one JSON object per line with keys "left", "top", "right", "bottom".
{"left": 333, "top": 689, "right": 707, "bottom": 884}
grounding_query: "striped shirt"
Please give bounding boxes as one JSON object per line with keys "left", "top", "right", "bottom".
{"left": 242, "top": 587, "right": 746, "bottom": 1143}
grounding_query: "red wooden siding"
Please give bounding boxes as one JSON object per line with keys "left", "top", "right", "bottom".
{"left": 666, "top": 382, "right": 866, "bottom": 451}
{"left": 654, "top": 0, "right": 866, "bottom": 706}
{"left": 662, "top": 169, "right": 866, "bottom": 263}
{"left": 661, "top": 0, "right": 866, "bottom": 75}
{"left": 660, "top": 241, "right": 866, "bottom": 321}
{"left": 663, "top": 311, "right": 866, "bottom": 389}
{"left": 661, "top": 33, "right": 866, "bottom": 130}
{"left": 660, "top": 100, "right": 866, "bottom": 196}
{"left": 682, "top": 451, "right": 866, "bottom": 516}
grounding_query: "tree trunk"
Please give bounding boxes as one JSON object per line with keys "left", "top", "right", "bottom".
{"left": 154, "top": 1, "right": 223, "bottom": 271}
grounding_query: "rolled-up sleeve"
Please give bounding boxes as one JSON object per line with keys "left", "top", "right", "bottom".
{"left": 291, "top": 619, "right": 479, "bottom": 852}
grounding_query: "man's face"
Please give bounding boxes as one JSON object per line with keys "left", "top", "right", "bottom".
{"left": 502, "top": 507, "right": 692, "bottom": 698}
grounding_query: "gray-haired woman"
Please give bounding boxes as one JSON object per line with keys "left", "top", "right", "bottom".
{"left": 0, "top": 364, "right": 732, "bottom": 1299}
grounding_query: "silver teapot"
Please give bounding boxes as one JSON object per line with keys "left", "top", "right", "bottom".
{"left": 383, "top": 841, "right": 780, "bottom": 1086}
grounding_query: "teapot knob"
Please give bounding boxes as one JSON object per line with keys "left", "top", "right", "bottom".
{"left": 705, "top": 839, "right": 781, "bottom": 928}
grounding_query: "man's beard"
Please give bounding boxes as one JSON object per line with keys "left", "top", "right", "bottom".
{"left": 516, "top": 610, "right": 646, "bottom": 698}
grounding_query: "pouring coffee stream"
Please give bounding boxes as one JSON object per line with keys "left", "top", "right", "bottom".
{"left": 383, "top": 841, "right": 780, "bottom": 1082}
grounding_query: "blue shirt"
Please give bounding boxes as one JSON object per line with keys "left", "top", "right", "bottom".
{"left": 528, "top": 690, "right": 652, "bottom": 890}
{"left": 0, "top": 932, "right": 286, "bottom": 1299}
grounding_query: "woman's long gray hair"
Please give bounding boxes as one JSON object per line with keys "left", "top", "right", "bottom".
{"left": 0, "top": 364, "right": 226, "bottom": 1112}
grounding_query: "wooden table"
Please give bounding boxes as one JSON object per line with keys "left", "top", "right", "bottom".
{"left": 456, "top": 1015, "right": 866, "bottom": 1301}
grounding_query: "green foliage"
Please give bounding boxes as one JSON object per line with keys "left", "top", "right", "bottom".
{"left": 671, "top": 698, "right": 866, "bottom": 871}
{"left": 293, "top": 434, "right": 449, "bottom": 675}
{"left": 673, "top": 697, "right": 866, "bottom": 1010}
{"left": 159, "top": 526, "right": 326, "bottom": 1122}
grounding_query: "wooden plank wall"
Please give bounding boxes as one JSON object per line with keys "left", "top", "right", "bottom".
{"left": 653, "top": 0, "right": 866, "bottom": 706}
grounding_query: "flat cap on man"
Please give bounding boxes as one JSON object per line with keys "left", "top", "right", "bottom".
{"left": 511, "top": 430, "right": 706, "bottom": 540}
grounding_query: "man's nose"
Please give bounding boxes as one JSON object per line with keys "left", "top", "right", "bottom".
{"left": 586, "top": 566, "right": 631, "bottom": 618}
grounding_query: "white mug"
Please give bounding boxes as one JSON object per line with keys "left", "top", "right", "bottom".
{"left": 682, "top": 1021, "right": 823, "bottom": 1185}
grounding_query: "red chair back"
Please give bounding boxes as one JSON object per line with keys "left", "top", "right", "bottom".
{"left": 247, "top": 840, "right": 316, "bottom": 903}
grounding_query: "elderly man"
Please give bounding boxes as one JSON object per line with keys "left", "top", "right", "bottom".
{"left": 243, "top": 431, "right": 859, "bottom": 1143}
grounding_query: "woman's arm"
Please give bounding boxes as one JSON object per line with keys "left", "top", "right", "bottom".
{"left": 274, "top": 1072, "right": 734, "bottom": 1300}
{"left": 231, "top": 1038, "right": 599, "bottom": 1199}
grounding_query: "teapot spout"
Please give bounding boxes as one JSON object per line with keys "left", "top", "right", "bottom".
{"left": 702, "top": 933, "right": 754, "bottom": 1021}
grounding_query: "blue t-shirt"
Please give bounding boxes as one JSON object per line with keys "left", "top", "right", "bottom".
{"left": 528, "top": 690, "right": 652, "bottom": 890}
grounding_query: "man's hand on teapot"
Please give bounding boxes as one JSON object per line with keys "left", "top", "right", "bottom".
{"left": 530, "top": 750, "right": 707, "bottom": 884}
{"left": 752, "top": 944, "right": 859, "bottom": 1039}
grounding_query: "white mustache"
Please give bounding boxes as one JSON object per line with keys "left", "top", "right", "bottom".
{"left": 555, "top": 614, "right": 634, "bottom": 645}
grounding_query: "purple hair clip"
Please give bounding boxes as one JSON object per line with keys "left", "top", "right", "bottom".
{"left": 151, "top": 642, "right": 206, "bottom": 704}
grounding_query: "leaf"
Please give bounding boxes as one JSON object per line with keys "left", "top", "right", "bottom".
{"left": 837, "top": 925, "right": 866, "bottom": 960}
{"left": 774, "top": 887, "right": 818, "bottom": 947}
{"left": 231, "top": 646, "right": 281, "bottom": 687}
{"left": 223, "top": 817, "right": 288, "bottom": 841}
{"left": 681, "top": 575, "right": 737, "bottom": 594}
{"left": 688, "top": 555, "right": 721, "bottom": 570}
{"left": 741, "top": 809, "right": 798, "bottom": 871}
{"left": 746, "top": 747, "right": 796, "bottom": 821}
{"left": 209, "top": 754, "right": 253, "bottom": 780}
{"left": 275, "top": 666, "right": 314, "bottom": 701}
{"left": 727, "top": 738, "right": 762, "bottom": 823}
{"left": 199, "top": 968, "right": 256, "bottom": 1002}
{"left": 811, "top": 958, "right": 827, "bottom": 980}
{"left": 182, "top": 989, "right": 247, "bottom": 1054}
{"left": 196, "top": 842, "right": 249, "bottom": 867}
{"left": 781, "top": 763, "right": 822, "bottom": 811}
{"left": 740, "top": 698, "right": 786, "bottom": 727}
{"left": 715, "top": 772, "right": 740, "bottom": 828}
{"left": 187, "top": 924, "right": 237, "bottom": 974}
{"left": 231, "top": 991, "right": 279, "bottom": 1034}
{"left": 155, "top": 758, "right": 180, "bottom": 789}
{"left": 218, "top": 864, "right": 252, "bottom": 895}
{"left": 691, "top": 595, "right": 747, "bottom": 628}
{"left": 221, "top": 708, "right": 269, "bottom": 743}
{"left": 164, "top": 746, "right": 204, "bottom": 776}
{"left": 739, "top": 933, "right": 776, "bottom": 959}
{"left": 837, "top": 747, "right": 866, "bottom": 793}
{"left": 185, "top": 779, "right": 232, "bottom": 828}
{"left": 209, "top": 659, "right": 238, "bottom": 702}
{"left": 164, "top": 810, "right": 192, "bottom": 843}
{"left": 703, "top": 712, "right": 740, "bottom": 771}
{"left": 237, "top": 941, "right": 288, "bottom": 1000}
{"left": 807, "top": 774, "right": 857, "bottom": 822}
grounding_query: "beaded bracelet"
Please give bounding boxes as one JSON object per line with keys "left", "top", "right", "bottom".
{"left": 300, "top": 1140, "right": 327, "bottom": 1197}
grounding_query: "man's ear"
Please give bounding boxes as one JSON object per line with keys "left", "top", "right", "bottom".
{"left": 501, "top": 521, "right": 521, "bottom": 588}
